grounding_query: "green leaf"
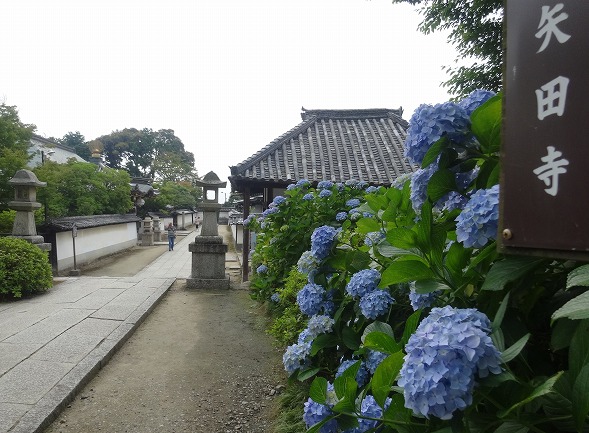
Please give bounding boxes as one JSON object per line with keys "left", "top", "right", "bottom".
{"left": 572, "top": 363, "right": 589, "bottom": 431}
{"left": 416, "top": 201, "right": 432, "bottom": 250}
{"left": 551, "top": 319, "right": 578, "bottom": 351}
{"left": 492, "top": 293, "right": 511, "bottom": 330}
{"left": 501, "top": 333, "right": 530, "bottom": 363}
{"left": 332, "top": 376, "right": 357, "bottom": 413}
{"left": 552, "top": 291, "right": 589, "bottom": 322}
{"left": 492, "top": 421, "right": 529, "bottom": 433}
{"left": 386, "top": 228, "right": 417, "bottom": 250}
{"left": 499, "top": 371, "right": 564, "bottom": 417}
{"left": 310, "top": 333, "right": 338, "bottom": 356}
{"left": 381, "top": 260, "right": 435, "bottom": 286}
{"left": 471, "top": 93, "right": 502, "bottom": 154}
{"left": 344, "top": 251, "right": 372, "bottom": 273}
{"left": 414, "top": 279, "right": 451, "bottom": 294}
{"left": 309, "top": 377, "right": 328, "bottom": 404}
{"left": 341, "top": 326, "right": 361, "bottom": 351}
{"left": 569, "top": 320, "right": 589, "bottom": 379}
{"left": 445, "top": 240, "right": 470, "bottom": 285}
{"left": 372, "top": 352, "right": 405, "bottom": 408}
{"left": 401, "top": 310, "right": 422, "bottom": 346}
{"left": 427, "top": 168, "right": 457, "bottom": 203}
{"left": 481, "top": 256, "right": 545, "bottom": 291}
{"left": 422, "top": 136, "right": 448, "bottom": 168}
{"left": 475, "top": 159, "right": 499, "bottom": 190}
{"left": 333, "top": 414, "right": 359, "bottom": 431}
{"left": 567, "top": 264, "right": 589, "bottom": 288}
{"left": 338, "top": 360, "right": 361, "bottom": 381}
{"left": 362, "top": 321, "right": 395, "bottom": 342}
{"left": 356, "top": 217, "right": 382, "bottom": 234}
{"left": 297, "top": 367, "right": 320, "bottom": 382}
{"left": 363, "top": 331, "right": 401, "bottom": 355}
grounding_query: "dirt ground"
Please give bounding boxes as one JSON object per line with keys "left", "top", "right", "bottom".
{"left": 44, "top": 240, "right": 285, "bottom": 433}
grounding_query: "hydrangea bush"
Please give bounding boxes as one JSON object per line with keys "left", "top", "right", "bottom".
{"left": 249, "top": 91, "right": 589, "bottom": 433}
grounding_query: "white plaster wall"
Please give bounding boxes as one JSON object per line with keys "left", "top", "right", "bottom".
{"left": 55, "top": 222, "right": 137, "bottom": 272}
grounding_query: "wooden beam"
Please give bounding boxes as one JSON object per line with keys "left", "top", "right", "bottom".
{"left": 242, "top": 186, "right": 250, "bottom": 282}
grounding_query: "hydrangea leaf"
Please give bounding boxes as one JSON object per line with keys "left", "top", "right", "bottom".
{"left": 498, "top": 371, "right": 563, "bottom": 418}
{"left": 363, "top": 331, "right": 401, "bottom": 355}
{"left": 355, "top": 217, "right": 381, "bottom": 234}
{"left": 422, "top": 136, "right": 448, "bottom": 168}
{"left": 445, "top": 241, "right": 470, "bottom": 285}
{"left": 333, "top": 376, "right": 357, "bottom": 412}
{"left": 475, "top": 159, "right": 500, "bottom": 189}
{"left": 552, "top": 291, "right": 589, "bottom": 322}
{"left": 569, "top": 320, "right": 589, "bottom": 380}
{"left": 381, "top": 260, "right": 435, "bottom": 286}
{"left": 376, "top": 242, "right": 420, "bottom": 258}
{"left": 342, "top": 326, "right": 361, "bottom": 351}
{"left": 362, "top": 321, "right": 395, "bottom": 342}
{"left": 297, "top": 367, "right": 320, "bottom": 382}
{"left": 365, "top": 194, "right": 388, "bottom": 213}
{"left": 471, "top": 94, "right": 502, "bottom": 154}
{"left": 492, "top": 421, "right": 530, "bottom": 433}
{"left": 481, "top": 256, "right": 545, "bottom": 291}
{"left": 492, "top": 292, "right": 511, "bottom": 331}
{"left": 426, "top": 168, "right": 457, "bottom": 203}
{"left": 338, "top": 360, "right": 361, "bottom": 381}
{"left": 386, "top": 228, "right": 418, "bottom": 250}
{"left": 572, "top": 363, "right": 589, "bottom": 431}
{"left": 501, "top": 333, "right": 530, "bottom": 363}
{"left": 344, "top": 251, "right": 372, "bottom": 273}
{"left": 383, "top": 394, "right": 412, "bottom": 424}
{"left": 550, "top": 319, "right": 578, "bottom": 351}
{"left": 310, "top": 333, "right": 338, "bottom": 356}
{"left": 309, "top": 377, "right": 328, "bottom": 404}
{"left": 401, "top": 310, "right": 422, "bottom": 346}
{"left": 334, "top": 414, "right": 359, "bottom": 431}
{"left": 415, "top": 279, "right": 451, "bottom": 294}
{"left": 372, "top": 352, "right": 405, "bottom": 408}
{"left": 567, "top": 264, "right": 589, "bottom": 289}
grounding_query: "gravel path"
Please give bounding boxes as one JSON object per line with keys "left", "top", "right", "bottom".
{"left": 43, "top": 272, "right": 285, "bottom": 432}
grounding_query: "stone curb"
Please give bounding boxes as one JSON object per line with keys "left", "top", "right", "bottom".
{"left": 8, "top": 278, "right": 175, "bottom": 433}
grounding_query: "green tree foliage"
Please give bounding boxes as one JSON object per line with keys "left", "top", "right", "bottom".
{"left": 394, "top": 0, "right": 503, "bottom": 97}
{"left": 0, "top": 104, "right": 35, "bottom": 210}
{"left": 34, "top": 160, "right": 132, "bottom": 218}
{"left": 58, "top": 131, "right": 91, "bottom": 160}
{"left": 143, "top": 180, "right": 201, "bottom": 214}
{"left": 0, "top": 237, "right": 53, "bottom": 298}
{"left": 96, "top": 128, "right": 196, "bottom": 182}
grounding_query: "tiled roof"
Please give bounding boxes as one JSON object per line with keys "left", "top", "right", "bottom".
{"left": 45, "top": 214, "right": 141, "bottom": 232}
{"left": 229, "top": 108, "right": 415, "bottom": 190}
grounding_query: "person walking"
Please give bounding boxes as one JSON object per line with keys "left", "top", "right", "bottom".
{"left": 167, "top": 223, "right": 177, "bottom": 251}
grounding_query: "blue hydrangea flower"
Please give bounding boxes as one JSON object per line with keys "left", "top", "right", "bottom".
{"left": 335, "top": 211, "right": 348, "bottom": 222}
{"left": 303, "top": 399, "right": 338, "bottom": 433}
{"left": 317, "top": 180, "right": 334, "bottom": 189}
{"left": 262, "top": 207, "right": 279, "bottom": 217}
{"left": 404, "top": 102, "right": 471, "bottom": 165}
{"left": 358, "top": 181, "right": 369, "bottom": 189}
{"left": 270, "top": 293, "right": 280, "bottom": 303}
{"left": 346, "top": 198, "right": 361, "bottom": 208}
{"left": 283, "top": 341, "right": 312, "bottom": 374}
{"left": 303, "top": 193, "right": 314, "bottom": 201}
{"left": 365, "top": 349, "right": 388, "bottom": 374}
{"left": 311, "top": 226, "right": 339, "bottom": 260}
{"left": 408, "top": 282, "right": 439, "bottom": 310}
{"left": 336, "top": 359, "right": 370, "bottom": 387}
{"left": 346, "top": 269, "right": 381, "bottom": 298}
{"left": 243, "top": 214, "right": 256, "bottom": 227}
{"left": 298, "top": 328, "right": 314, "bottom": 344}
{"left": 349, "top": 210, "right": 362, "bottom": 222}
{"left": 364, "top": 231, "right": 385, "bottom": 247}
{"left": 336, "top": 182, "right": 345, "bottom": 191}
{"left": 359, "top": 290, "right": 394, "bottom": 319}
{"left": 286, "top": 183, "right": 297, "bottom": 190}
{"left": 307, "top": 314, "right": 335, "bottom": 337}
{"left": 455, "top": 185, "right": 500, "bottom": 248}
{"left": 392, "top": 172, "right": 412, "bottom": 190}
{"left": 410, "top": 162, "right": 438, "bottom": 212}
{"left": 272, "top": 195, "right": 286, "bottom": 206}
{"left": 459, "top": 89, "right": 497, "bottom": 116}
{"left": 455, "top": 167, "right": 480, "bottom": 190}
{"left": 296, "top": 179, "right": 311, "bottom": 187}
{"left": 365, "top": 185, "right": 378, "bottom": 193}
{"left": 362, "top": 211, "right": 374, "bottom": 218}
{"left": 398, "top": 306, "right": 502, "bottom": 420}
{"left": 345, "top": 179, "right": 360, "bottom": 188}
{"left": 436, "top": 191, "right": 468, "bottom": 213}
{"left": 256, "top": 264, "right": 268, "bottom": 274}
{"left": 355, "top": 395, "right": 385, "bottom": 432}
{"left": 297, "top": 283, "right": 327, "bottom": 316}
{"left": 298, "top": 251, "right": 320, "bottom": 276}
{"left": 319, "top": 189, "right": 332, "bottom": 198}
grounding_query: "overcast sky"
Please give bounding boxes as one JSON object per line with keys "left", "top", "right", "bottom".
{"left": 1, "top": 0, "right": 459, "bottom": 200}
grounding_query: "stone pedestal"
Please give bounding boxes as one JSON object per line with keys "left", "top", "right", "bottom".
{"left": 142, "top": 231, "right": 154, "bottom": 246}
{"left": 186, "top": 236, "right": 230, "bottom": 289}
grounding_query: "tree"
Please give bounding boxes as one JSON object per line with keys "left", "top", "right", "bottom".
{"left": 393, "top": 0, "right": 503, "bottom": 97}
{"left": 96, "top": 128, "right": 196, "bottom": 181}
{"left": 0, "top": 104, "right": 35, "bottom": 210}
{"left": 143, "top": 180, "right": 201, "bottom": 214}
{"left": 34, "top": 160, "right": 132, "bottom": 218}
{"left": 58, "top": 131, "right": 92, "bottom": 160}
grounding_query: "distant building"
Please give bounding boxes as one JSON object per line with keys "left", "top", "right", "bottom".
{"left": 28, "top": 134, "right": 86, "bottom": 167}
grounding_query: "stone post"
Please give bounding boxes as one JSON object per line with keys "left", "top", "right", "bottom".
{"left": 152, "top": 216, "right": 163, "bottom": 242}
{"left": 186, "top": 171, "right": 229, "bottom": 289}
{"left": 141, "top": 216, "right": 154, "bottom": 246}
{"left": 8, "top": 170, "right": 51, "bottom": 251}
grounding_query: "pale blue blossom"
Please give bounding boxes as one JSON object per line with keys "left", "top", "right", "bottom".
{"left": 319, "top": 189, "right": 333, "bottom": 198}
{"left": 317, "top": 180, "right": 334, "bottom": 189}
{"left": 335, "top": 212, "right": 348, "bottom": 222}
{"left": 359, "top": 290, "right": 394, "bottom": 319}
{"left": 346, "top": 269, "right": 380, "bottom": 298}
{"left": 297, "top": 251, "right": 320, "bottom": 276}
{"left": 303, "top": 193, "right": 315, "bottom": 201}
{"left": 303, "top": 399, "right": 338, "bottom": 433}
{"left": 365, "top": 185, "right": 378, "bottom": 193}
{"left": 335, "top": 359, "right": 370, "bottom": 387}
{"left": 311, "top": 226, "right": 339, "bottom": 260}
{"left": 398, "top": 306, "right": 502, "bottom": 419}
{"left": 455, "top": 185, "right": 500, "bottom": 248}
{"left": 297, "top": 283, "right": 327, "bottom": 316}
{"left": 459, "top": 89, "right": 497, "bottom": 116}
{"left": 346, "top": 198, "right": 361, "bottom": 208}
{"left": 256, "top": 264, "right": 268, "bottom": 274}
{"left": 410, "top": 162, "right": 438, "bottom": 212}
{"left": 307, "top": 314, "right": 335, "bottom": 337}
{"left": 283, "top": 341, "right": 312, "bottom": 374}
{"left": 364, "top": 231, "right": 385, "bottom": 247}
{"left": 262, "top": 207, "right": 279, "bottom": 217}
{"left": 270, "top": 293, "right": 280, "bottom": 303}
{"left": 365, "top": 349, "right": 388, "bottom": 374}
{"left": 286, "top": 183, "right": 297, "bottom": 191}
{"left": 272, "top": 195, "right": 286, "bottom": 206}
{"left": 408, "top": 282, "right": 440, "bottom": 310}
{"left": 296, "top": 179, "right": 311, "bottom": 187}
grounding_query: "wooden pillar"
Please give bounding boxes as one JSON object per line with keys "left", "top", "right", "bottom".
{"left": 242, "top": 186, "right": 250, "bottom": 282}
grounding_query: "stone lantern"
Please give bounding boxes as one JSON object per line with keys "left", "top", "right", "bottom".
{"left": 8, "top": 169, "right": 51, "bottom": 251}
{"left": 141, "top": 216, "right": 154, "bottom": 246}
{"left": 186, "top": 171, "right": 229, "bottom": 289}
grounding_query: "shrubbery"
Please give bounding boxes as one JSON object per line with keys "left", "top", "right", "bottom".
{"left": 250, "top": 92, "right": 589, "bottom": 432}
{"left": 0, "top": 237, "right": 53, "bottom": 298}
